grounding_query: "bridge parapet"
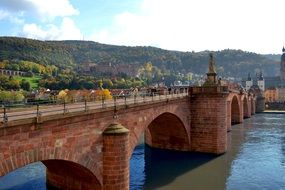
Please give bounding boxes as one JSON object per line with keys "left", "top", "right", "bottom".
{"left": 189, "top": 86, "right": 228, "bottom": 94}
{"left": 0, "top": 92, "right": 188, "bottom": 127}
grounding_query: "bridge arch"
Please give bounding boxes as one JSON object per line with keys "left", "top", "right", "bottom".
{"left": 231, "top": 95, "right": 241, "bottom": 124}
{"left": 0, "top": 134, "right": 102, "bottom": 189}
{"left": 243, "top": 96, "right": 250, "bottom": 118}
{"left": 251, "top": 96, "right": 256, "bottom": 114}
{"left": 145, "top": 112, "right": 190, "bottom": 151}
{"left": 44, "top": 159, "right": 101, "bottom": 189}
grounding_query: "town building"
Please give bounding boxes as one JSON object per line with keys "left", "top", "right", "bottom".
{"left": 265, "top": 87, "right": 285, "bottom": 102}
{"left": 264, "top": 87, "right": 278, "bottom": 102}
{"left": 243, "top": 47, "right": 285, "bottom": 89}
{"left": 244, "top": 72, "right": 265, "bottom": 92}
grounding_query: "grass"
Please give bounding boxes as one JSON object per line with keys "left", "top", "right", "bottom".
{"left": 14, "top": 75, "right": 42, "bottom": 89}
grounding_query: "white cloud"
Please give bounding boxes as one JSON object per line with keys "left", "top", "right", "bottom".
{"left": 22, "top": 17, "right": 82, "bottom": 40}
{"left": 0, "top": 0, "right": 82, "bottom": 40}
{"left": 30, "top": 0, "right": 79, "bottom": 20}
{"left": 0, "top": 0, "right": 78, "bottom": 21}
{"left": 90, "top": 0, "right": 285, "bottom": 54}
{"left": 0, "top": 10, "right": 9, "bottom": 20}
{"left": 0, "top": 9, "right": 24, "bottom": 24}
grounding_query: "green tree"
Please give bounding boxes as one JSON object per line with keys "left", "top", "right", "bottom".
{"left": 6, "top": 79, "right": 20, "bottom": 90}
{"left": 20, "top": 79, "right": 31, "bottom": 91}
{"left": 0, "top": 91, "right": 24, "bottom": 102}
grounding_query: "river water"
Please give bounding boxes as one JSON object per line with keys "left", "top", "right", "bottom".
{"left": 0, "top": 113, "right": 285, "bottom": 190}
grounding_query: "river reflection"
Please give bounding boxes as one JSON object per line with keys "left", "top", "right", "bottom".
{"left": 1, "top": 114, "right": 285, "bottom": 190}
{"left": 130, "top": 113, "right": 285, "bottom": 190}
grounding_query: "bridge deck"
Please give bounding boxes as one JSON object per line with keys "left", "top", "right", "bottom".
{"left": 0, "top": 93, "right": 188, "bottom": 126}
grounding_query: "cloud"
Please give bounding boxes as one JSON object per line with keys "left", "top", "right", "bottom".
{"left": 0, "top": 0, "right": 33, "bottom": 12}
{"left": 0, "top": 0, "right": 81, "bottom": 41}
{"left": 0, "top": 10, "right": 9, "bottom": 20}
{"left": 90, "top": 0, "right": 285, "bottom": 54}
{"left": 0, "top": 0, "right": 78, "bottom": 20}
{"left": 0, "top": 9, "right": 24, "bottom": 24}
{"left": 22, "top": 17, "right": 82, "bottom": 40}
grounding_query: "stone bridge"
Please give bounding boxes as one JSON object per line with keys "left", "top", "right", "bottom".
{"left": 0, "top": 86, "right": 257, "bottom": 190}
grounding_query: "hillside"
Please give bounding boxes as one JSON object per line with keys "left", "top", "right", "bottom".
{"left": 0, "top": 37, "right": 280, "bottom": 78}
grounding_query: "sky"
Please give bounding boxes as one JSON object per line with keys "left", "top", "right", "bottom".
{"left": 0, "top": 0, "right": 284, "bottom": 54}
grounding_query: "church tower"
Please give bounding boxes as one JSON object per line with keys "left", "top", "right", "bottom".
{"left": 280, "top": 47, "right": 285, "bottom": 80}
{"left": 257, "top": 71, "right": 265, "bottom": 91}
{"left": 245, "top": 73, "right": 253, "bottom": 91}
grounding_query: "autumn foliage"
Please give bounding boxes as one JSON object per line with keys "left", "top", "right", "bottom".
{"left": 57, "top": 89, "right": 112, "bottom": 102}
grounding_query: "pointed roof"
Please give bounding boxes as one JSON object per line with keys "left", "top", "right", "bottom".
{"left": 258, "top": 71, "right": 264, "bottom": 80}
{"left": 247, "top": 72, "right": 251, "bottom": 81}
{"left": 282, "top": 47, "right": 285, "bottom": 61}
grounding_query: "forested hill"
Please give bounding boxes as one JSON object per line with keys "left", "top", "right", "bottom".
{"left": 0, "top": 37, "right": 280, "bottom": 78}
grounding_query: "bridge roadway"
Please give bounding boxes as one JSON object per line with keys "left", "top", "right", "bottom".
{"left": 0, "top": 92, "right": 188, "bottom": 123}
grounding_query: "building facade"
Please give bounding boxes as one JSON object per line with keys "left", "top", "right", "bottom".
{"left": 264, "top": 88, "right": 278, "bottom": 102}
{"left": 245, "top": 72, "right": 265, "bottom": 92}
{"left": 243, "top": 47, "right": 285, "bottom": 90}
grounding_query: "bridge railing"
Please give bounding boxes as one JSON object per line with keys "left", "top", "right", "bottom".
{"left": 0, "top": 90, "right": 189, "bottom": 124}
{"left": 189, "top": 86, "right": 229, "bottom": 94}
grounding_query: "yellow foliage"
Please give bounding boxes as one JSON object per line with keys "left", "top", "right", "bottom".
{"left": 144, "top": 62, "right": 153, "bottom": 72}
{"left": 0, "top": 62, "right": 5, "bottom": 69}
{"left": 57, "top": 89, "right": 68, "bottom": 101}
{"left": 95, "top": 89, "right": 112, "bottom": 100}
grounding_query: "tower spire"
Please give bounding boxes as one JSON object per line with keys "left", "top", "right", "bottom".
{"left": 259, "top": 71, "right": 263, "bottom": 80}
{"left": 247, "top": 72, "right": 251, "bottom": 81}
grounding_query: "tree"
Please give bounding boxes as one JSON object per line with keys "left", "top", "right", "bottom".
{"left": 0, "top": 91, "right": 24, "bottom": 103}
{"left": 95, "top": 89, "right": 112, "bottom": 100}
{"left": 103, "top": 79, "right": 113, "bottom": 89}
{"left": 57, "top": 89, "right": 68, "bottom": 102}
{"left": 6, "top": 79, "right": 20, "bottom": 90}
{"left": 0, "top": 75, "right": 9, "bottom": 90}
{"left": 20, "top": 79, "right": 31, "bottom": 91}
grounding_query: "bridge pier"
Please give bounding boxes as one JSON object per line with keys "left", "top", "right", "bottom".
{"left": 256, "top": 96, "right": 265, "bottom": 113}
{"left": 190, "top": 86, "right": 229, "bottom": 154}
{"left": 226, "top": 100, "right": 231, "bottom": 131}
{"left": 103, "top": 124, "right": 130, "bottom": 190}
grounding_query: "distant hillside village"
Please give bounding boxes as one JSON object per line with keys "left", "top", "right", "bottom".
{"left": 242, "top": 47, "right": 285, "bottom": 103}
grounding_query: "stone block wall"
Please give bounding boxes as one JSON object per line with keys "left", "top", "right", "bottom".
{"left": 190, "top": 87, "right": 228, "bottom": 154}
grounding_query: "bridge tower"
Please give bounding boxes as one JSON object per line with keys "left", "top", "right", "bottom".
{"left": 189, "top": 53, "right": 229, "bottom": 154}
{"left": 205, "top": 53, "right": 218, "bottom": 85}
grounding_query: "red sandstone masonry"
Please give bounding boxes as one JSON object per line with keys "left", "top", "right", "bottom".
{"left": 103, "top": 124, "right": 130, "bottom": 190}
{"left": 190, "top": 87, "right": 228, "bottom": 154}
{"left": 0, "top": 93, "right": 252, "bottom": 189}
